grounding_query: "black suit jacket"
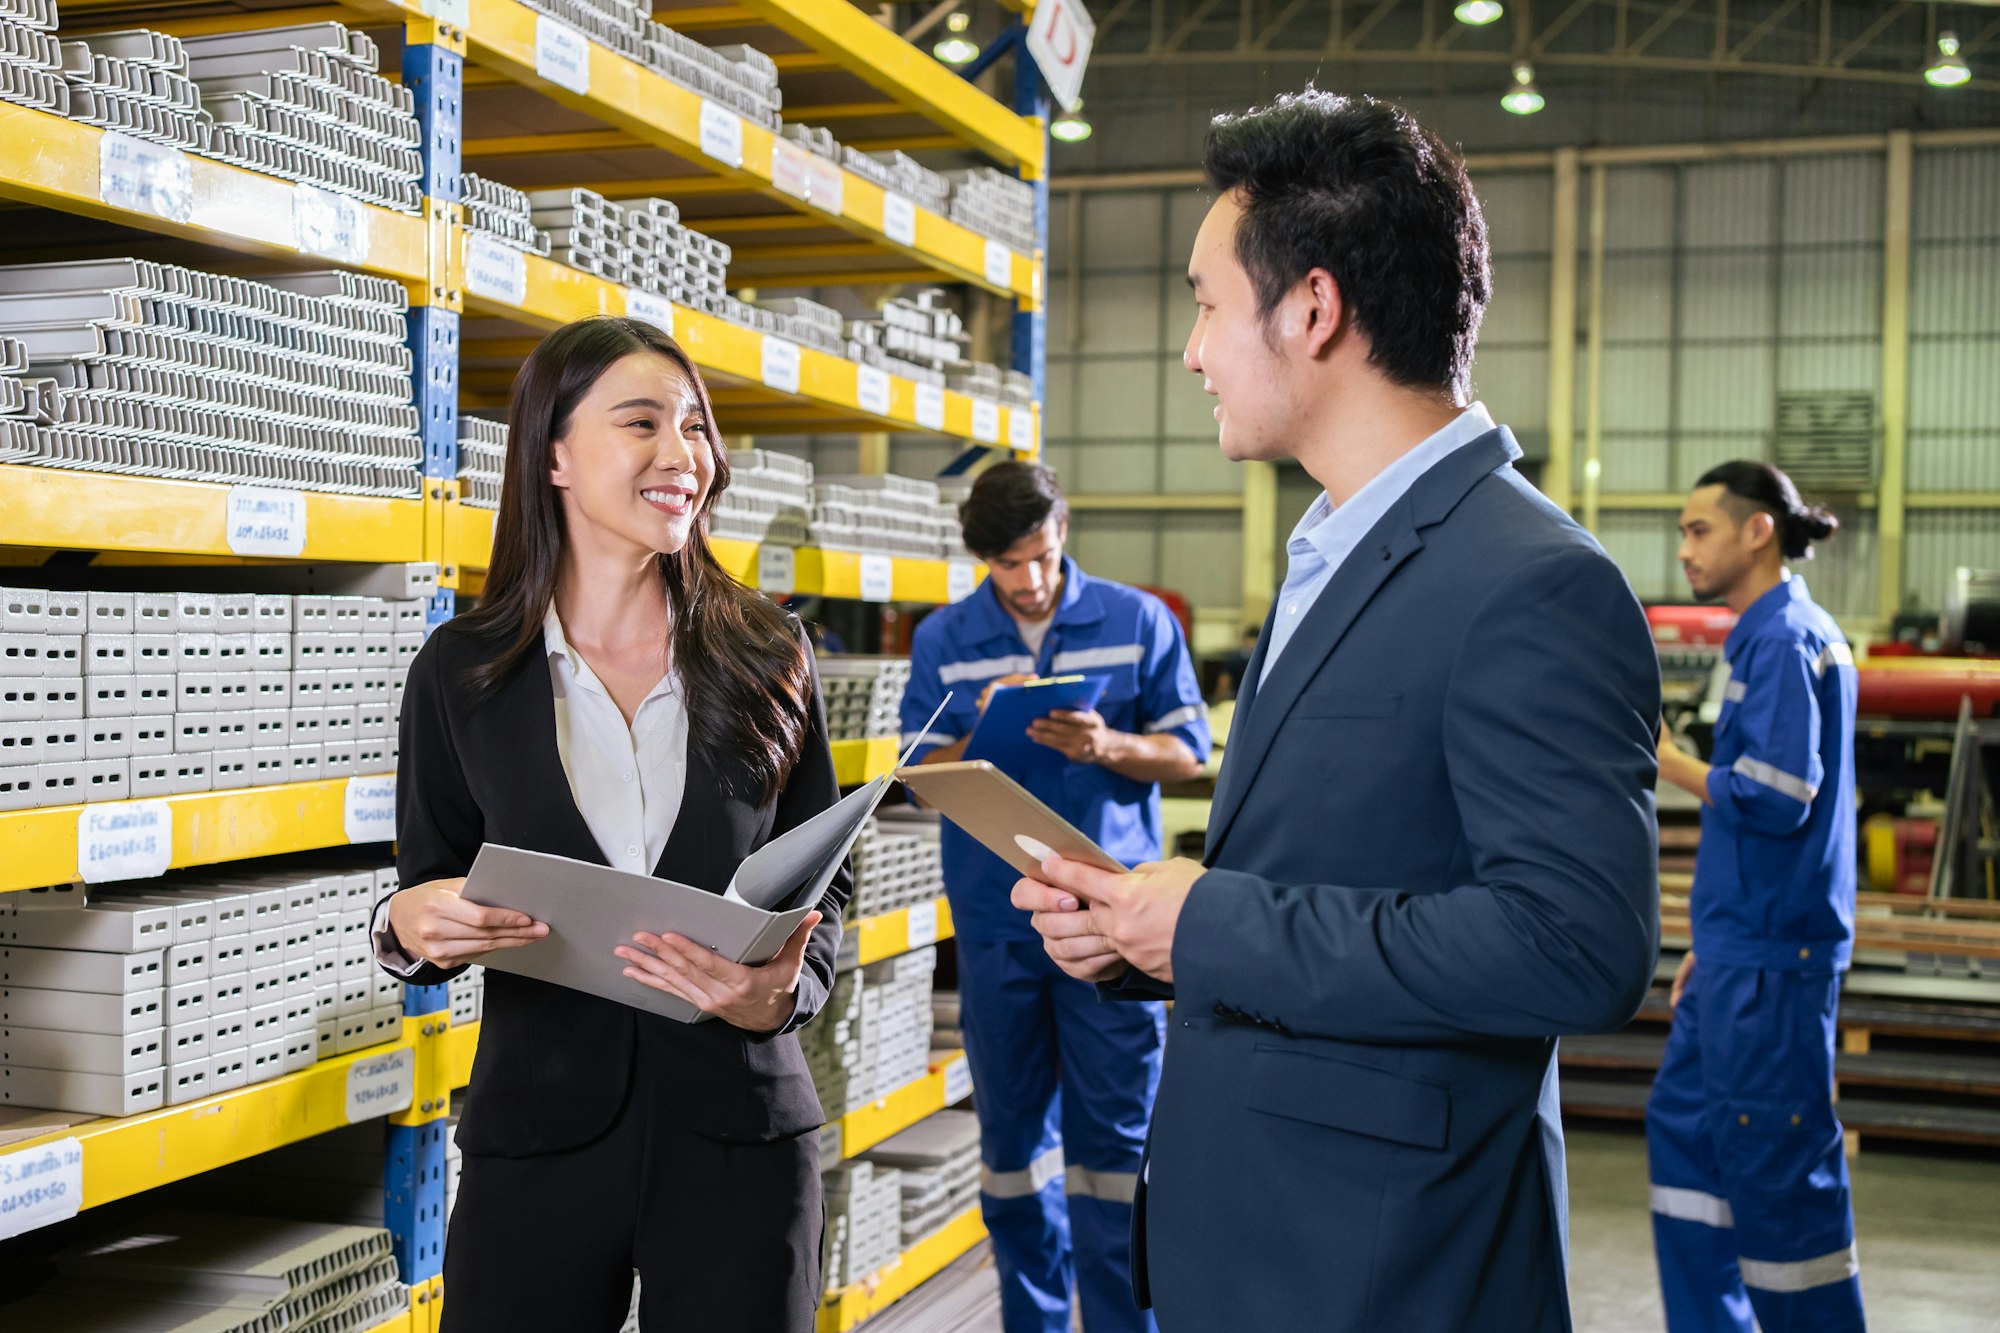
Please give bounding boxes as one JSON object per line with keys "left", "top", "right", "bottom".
{"left": 382, "top": 614, "right": 850, "bottom": 1157}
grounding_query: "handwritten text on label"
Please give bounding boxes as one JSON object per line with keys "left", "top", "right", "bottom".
{"left": 79, "top": 801, "right": 172, "bottom": 883}
{"left": 859, "top": 553, "right": 895, "bottom": 604}
{"left": 914, "top": 383, "right": 945, "bottom": 432}
{"left": 761, "top": 337, "right": 801, "bottom": 394}
{"left": 344, "top": 775, "right": 396, "bottom": 845}
{"left": 534, "top": 15, "right": 591, "bottom": 94}
{"left": 345, "top": 1047, "right": 415, "bottom": 1123}
{"left": 99, "top": 132, "right": 192, "bottom": 223}
{"left": 1010, "top": 408, "right": 1037, "bottom": 453}
{"left": 465, "top": 233, "right": 527, "bottom": 306}
{"left": 293, "top": 184, "right": 369, "bottom": 265}
{"left": 882, "top": 193, "right": 916, "bottom": 247}
{"left": 771, "top": 139, "right": 810, "bottom": 200}
{"left": 0, "top": 1138, "right": 83, "bottom": 1241}
{"left": 905, "top": 900, "right": 939, "bottom": 948}
{"left": 226, "top": 486, "right": 307, "bottom": 557}
{"left": 624, "top": 288, "right": 674, "bottom": 336}
{"left": 855, "top": 365, "right": 890, "bottom": 417}
{"left": 947, "top": 559, "right": 979, "bottom": 603}
{"left": 757, "top": 544, "right": 796, "bottom": 596}
{"left": 984, "top": 240, "right": 1012, "bottom": 288}
{"left": 944, "top": 1056, "right": 974, "bottom": 1106}
{"left": 806, "top": 156, "right": 844, "bottom": 216}
{"left": 699, "top": 100, "right": 744, "bottom": 168}
{"left": 971, "top": 399, "right": 1001, "bottom": 444}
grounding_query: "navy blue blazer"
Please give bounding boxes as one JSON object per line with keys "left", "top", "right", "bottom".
{"left": 1112, "top": 430, "right": 1661, "bottom": 1331}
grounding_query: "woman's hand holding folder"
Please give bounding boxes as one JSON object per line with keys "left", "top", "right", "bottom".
{"left": 390, "top": 877, "right": 550, "bottom": 968}
{"left": 616, "top": 911, "right": 824, "bottom": 1032}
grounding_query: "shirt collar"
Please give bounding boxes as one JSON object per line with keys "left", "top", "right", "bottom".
{"left": 1291, "top": 403, "right": 1498, "bottom": 560}
{"left": 542, "top": 603, "right": 678, "bottom": 703}
{"left": 542, "top": 602, "right": 575, "bottom": 665}
{"left": 1725, "top": 573, "right": 1807, "bottom": 653}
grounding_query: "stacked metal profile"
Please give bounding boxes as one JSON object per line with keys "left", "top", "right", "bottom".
{"left": 845, "top": 290, "right": 963, "bottom": 389}
{"left": 861, "top": 1108, "right": 982, "bottom": 1248}
{"left": 0, "top": 260, "right": 421, "bottom": 496}
{"left": 846, "top": 809, "right": 943, "bottom": 918}
{"left": 0, "top": 587, "right": 415, "bottom": 813}
{"left": 816, "top": 655, "right": 910, "bottom": 744}
{"left": 0, "top": 860, "right": 403, "bottom": 1117}
{"left": 0, "top": 335, "right": 34, "bottom": 461}
{"left": 448, "top": 961, "right": 485, "bottom": 1026}
{"left": 841, "top": 147, "right": 950, "bottom": 214}
{"left": 709, "top": 445, "right": 810, "bottom": 546}
{"left": 181, "top": 22, "right": 424, "bottom": 213}
{"left": 945, "top": 166, "right": 1036, "bottom": 253}
{"left": 811, "top": 473, "right": 966, "bottom": 560}
{"left": 952, "top": 362, "right": 1038, "bottom": 411}
{"left": 456, "top": 416, "right": 507, "bottom": 510}
{"left": 801, "top": 945, "right": 936, "bottom": 1121}
{"left": 747, "top": 295, "right": 845, "bottom": 357}
{"left": 0, "top": 0, "right": 64, "bottom": 116}
{"left": 0, "top": 1211, "right": 404, "bottom": 1332}
{"left": 780, "top": 120, "right": 838, "bottom": 163}
{"left": 822, "top": 1156, "right": 904, "bottom": 1292}
{"left": 58, "top": 28, "right": 206, "bottom": 153}
{"left": 456, "top": 173, "right": 551, "bottom": 256}
{"left": 525, "top": 189, "right": 733, "bottom": 302}
{"left": 640, "top": 28, "right": 781, "bottom": 129}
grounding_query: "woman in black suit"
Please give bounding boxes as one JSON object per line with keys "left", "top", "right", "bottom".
{"left": 372, "top": 316, "right": 848, "bottom": 1331}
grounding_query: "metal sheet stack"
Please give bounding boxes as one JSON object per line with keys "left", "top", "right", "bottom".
{"left": 181, "top": 22, "right": 424, "bottom": 214}
{"left": 640, "top": 28, "right": 781, "bottom": 129}
{"left": 456, "top": 416, "right": 507, "bottom": 510}
{"left": 525, "top": 189, "right": 734, "bottom": 303}
{"left": 861, "top": 1108, "right": 982, "bottom": 1248}
{"left": 58, "top": 27, "right": 206, "bottom": 153}
{"left": 456, "top": 173, "right": 552, "bottom": 257}
{"left": 520, "top": 0, "right": 647, "bottom": 59}
{"left": 816, "top": 655, "right": 910, "bottom": 745}
{"left": 847, "top": 809, "right": 943, "bottom": 919}
{"left": 0, "top": 587, "right": 414, "bottom": 813}
{"left": 748, "top": 295, "right": 845, "bottom": 357}
{"left": 946, "top": 166, "right": 1036, "bottom": 253}
{"left": 841, "top": 148, "right": 950, "bottom": 215}
{"left": 0, "top": 0, "right": 65, "bottom": 116}
{"left": 0, "top": 1212, "right": 405, "bottom": 1332}
{"left": 802, "top": 945, "right": 936, "bottom": 1121}
{"left": 709, "top": 445, "right": 810, "bottom": 546}
{"left": 811, "top": 474, "right": 966, "bottom": 560}
{"left": 0, "top": 335, "right": 35, "bottom": 462}
{"left": 846, "top": 290, "right": 963, "bottom": 389}
{"left": 822, "top": 1159, "right": 905, "bottom": 1293}
{"left": 0, "top": 860, "right": 402, "bottom": 1117}
{"left": 0, "top": 260, "right": 422, "bottom": 497}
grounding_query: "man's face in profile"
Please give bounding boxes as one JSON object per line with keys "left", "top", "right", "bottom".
{"left": 1184, "top": 191, "right": 1291, "bottom": 464}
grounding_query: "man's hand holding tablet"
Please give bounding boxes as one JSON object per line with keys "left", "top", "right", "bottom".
{"left": 1010, "top": 855, "right": 1204, "bottom": 985}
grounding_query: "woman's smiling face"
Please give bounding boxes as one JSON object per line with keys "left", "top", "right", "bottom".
{"left": 548, "top": 350, "right": 718, "bottom": 561}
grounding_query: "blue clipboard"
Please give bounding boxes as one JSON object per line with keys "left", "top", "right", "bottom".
{"left": 963, "top": 674, "right": 1111, "bottom": 772}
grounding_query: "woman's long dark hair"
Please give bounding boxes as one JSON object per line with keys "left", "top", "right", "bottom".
{"left": 1697, "top": 460, "right": 1839, "bottom": 561}
{"left": 456, "top": 316, "right": 810, "bottom": 802}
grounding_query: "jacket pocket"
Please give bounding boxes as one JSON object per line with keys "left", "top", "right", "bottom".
{"left": 1291, "top": 690, "right": 1403, "bottom": 721}
{"left": 1245, "top": 1044, "right": 1450, "bottom": 1149}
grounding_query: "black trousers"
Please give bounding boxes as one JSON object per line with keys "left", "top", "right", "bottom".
{"left": 440, "top": 1060, "right": 824, "bottom": 1332}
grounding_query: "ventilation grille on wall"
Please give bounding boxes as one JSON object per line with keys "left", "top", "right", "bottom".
{"left": 1773, "top": 391, "right": 1876, "bottom": 491}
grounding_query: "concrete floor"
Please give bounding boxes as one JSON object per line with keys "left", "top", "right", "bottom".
{"left": 924, "top": 1127, "right": 2000, "bottom": 1332}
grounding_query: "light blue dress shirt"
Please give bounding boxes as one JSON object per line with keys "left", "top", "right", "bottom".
{"left": 1261, "top": 403, "right": 1499, "bottom": 685}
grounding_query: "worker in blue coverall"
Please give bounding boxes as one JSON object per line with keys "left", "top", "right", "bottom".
{"left": 901, "top": 461, "right": 1209, "bottom": 1333}
{"left": 1652, "top": 459, "right": 1865, "bottom": 1332}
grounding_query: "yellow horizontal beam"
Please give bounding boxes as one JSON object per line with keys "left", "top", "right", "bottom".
{"left": 0, "top": 779, "right": 371, "bottom": 894}
{"left": 843, "top": 134, "right": 964, "bottom": 154}
{"left": 442, "top": 1019, "right": 481, "bottom": 1091}
{"left": 773, "top": 51, "right": 841, "bottom": 73}
{"left": 4, "top": 1037, "right": 418, "bottom": 1211}
{"left": 694, "top": 214, "right": 829, "bottom": 233}
{"left": 729, "top": 241, "right": 884, "bottom": 261}
{"left": 819, "top": 1204, "right": 987, "bottom": 1332}
{"left": 784, "top": 101, "right": 910, "bottom": 122}
{"left": 0, "top": 101, "right": 427, "bottom": 286}
{"left": 854, "top": 896, "right": 955, "bottom": 967}
{"left": 457, "top": 0, "right": 1037, "bottom": 299}
{"left": 0, "top": 469, "right": 426, "bottom": 562}
{"left": 663, "top": 4, "right": 753, "bottom": 28}
{"left": 830, "top": 736, "right": 899, "bottom": 786}
{"left": 731, "top": 0, "right": 1044, "bottom": 172}
{"left": 461, "top": 129, "right": 642, "bottom": 158}
{"left": 833, "top": 1050, "right": 970, "bottom": 1158}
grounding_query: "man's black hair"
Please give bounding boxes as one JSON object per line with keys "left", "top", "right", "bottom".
{"left": 960, "top": 461, "right": 1069, "bottom": 559}
{"left": 1203, "top": 88, "right": 1491, "bottom": 398}
{"left": 1696, "top": 460, "right": 1839, "bottom": 560}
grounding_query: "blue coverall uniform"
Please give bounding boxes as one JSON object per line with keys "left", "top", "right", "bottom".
{"left": 902, "top": 557, "right": 1209, "bottom": 1333}
{"left": 1647, "top": 575, "right": 1866, "bottom": 1332}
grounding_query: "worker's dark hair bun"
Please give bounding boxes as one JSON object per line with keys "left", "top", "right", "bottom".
{"left": 1696, "top": 460, "right": 1838, "bottom": 560}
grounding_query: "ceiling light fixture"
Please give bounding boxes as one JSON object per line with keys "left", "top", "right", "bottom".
{"left": 1051, "top": 101, "right": 1093, "bottom": 143}
{"left": 1925, "top": 31, "right": 1971, "bottom": 88}
{"left": 933, "top": 11, "right": 980, "bottom": 66}
{"left": 1453, "top": 0, "right": 1505, "bottom": 26}
{"left": 1501, "top": 61, "right": 1545, "bottom": 115}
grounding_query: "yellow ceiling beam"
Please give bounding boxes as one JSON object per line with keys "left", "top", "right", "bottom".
{"left": 784, "top": 102, "right": 910, "bottom": 122}
{"left": 663, "top": 4, "right": 755, "bottom": 28}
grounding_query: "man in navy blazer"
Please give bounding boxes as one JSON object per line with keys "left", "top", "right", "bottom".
{"left": 1012, "top": 91, "right": 1662, "bottom": 1330}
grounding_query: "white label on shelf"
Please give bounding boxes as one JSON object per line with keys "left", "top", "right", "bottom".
{"left": 761, "top": 336, "right": 801, "bottom": 394}
{"left": 624, "top": 287, "right": 674, "bottom": 337}
{"left": 757, "top": 543, "right": 796, "bottom": 596}
{"left": 534, "top": 15, "right": 591, "bottom": 94}
{"left": 465, "top": 232, "right": 527, "bottom": 306}
{"left": 344, "top": 775, "right": 397, "bottom": 844}
{"left": 971, "top": 398, "right": 1001, "bottom": 444}
{"left": 947, "top": 558, "right": 979, "bottom": 603}
{"left": 224, "top": 486, "right": 307, "bottom": 557}
{"left": 855, "top": 364, "right": 891, "bottom": 418}
{"left": 98, "top": 131, "right": 192, "bottom": 224}
{"left": 293, "top": 183, "right": 369, "bottom": 265}
{"left": 77, "top": 800, "right": 172, "bottom": 883}
{"left": 984, "top": 239, "right": 1013, "bottom": 289}
{"left": 344, "top": 1047, "right": 415, "bottom": 1123}
{"left": 699, "top": 99, "right": 744, "bottom": 169}
{"left": 943, "top": 1055, "right": 974, "bottom": 1106}
{"left": 914, "top": 383, "right": 946, "bottom": 432}
{"left": 806, "top": 155, "right": 844, "bottom": 216}
{"left": 771, "top": 138, "right": 810, "bottom": 200}
{"left": 905, "top": 900, "right": 939, "bottom": 948}
{"left": 1009, "top": 407, "right": 1037, "bottom": 453}
{"left": 882, "top": 192, "right": 916, "bottom": 247}
{"left": 0, "top": 1137, "right": 82, "bottom": 1241}
{"left": 420, "top": 0, "right": 469, "bottom": 25}
{"left": 859, "top": 553, "right": 895, "bottom": 604}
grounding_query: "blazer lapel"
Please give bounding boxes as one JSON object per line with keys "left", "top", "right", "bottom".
{"left": 1203, "top": 429, "right": 1521, "bottom": 861}
{"left": 499, "top": 646, "right": 608, "bottom": 865}
{"left": 1203, "top": 598, "right": 1279, "bottom": 852}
